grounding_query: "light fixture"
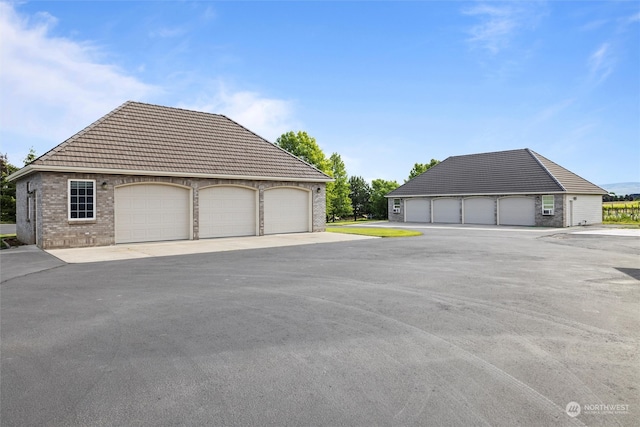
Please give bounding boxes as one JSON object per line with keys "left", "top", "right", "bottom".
{"left": 317, "top": 187, "right": 321, "bottom": 193}
{"left": 101, "top": 181, "right": 108, "bottom": 190}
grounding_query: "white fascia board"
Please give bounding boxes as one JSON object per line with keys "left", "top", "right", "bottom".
{"left": 8, "top": 165, "right": 334, "bottom": 183}
{"left": 385, "top": 191, "right": 567, "bottom": 198}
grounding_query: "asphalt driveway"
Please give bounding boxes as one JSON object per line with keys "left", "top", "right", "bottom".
{"left": 2, "top": 227, "right": 638, "bottom": 426}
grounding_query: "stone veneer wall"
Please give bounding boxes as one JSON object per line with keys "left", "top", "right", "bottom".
{"left": 535, "top": 194, "right": 564, "bottom": 227}
{"left": 17, "top": 172, "right": 326, "bottom": 249}
{"left": 15, "top": 174, "right": 42, "bottom": 245}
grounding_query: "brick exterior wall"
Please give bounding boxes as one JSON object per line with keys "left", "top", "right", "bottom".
{"left": 535, "top": 194, "right": 564, "bottom": 227}
{"left": 387, "top": 197, "right": 404, "bottom": 222}
{"left": 15, "top": 172, "right": 326, "bottom": 249}
{"left": 388, "top": 194, "right": 569, "bottom": 227}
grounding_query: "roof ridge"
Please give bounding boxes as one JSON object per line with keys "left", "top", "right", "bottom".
{"left": 526, "top": 148, "right": 566, "bottom": 191}
{"left": 36, "top": 101, "right": 133, "bottom": 164}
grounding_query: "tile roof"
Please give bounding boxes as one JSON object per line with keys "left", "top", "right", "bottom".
{"left": 19, "top": 101, "right": 332, "bottom": 181}
{"left": 387, "top": 148, "right": 607, "bottom": 197}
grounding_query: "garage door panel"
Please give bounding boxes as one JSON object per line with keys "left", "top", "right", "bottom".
{"left": 433, "top": 199, "right": 461, "bottom": 223}
{"left": 199, "top": 186, "right": 257, "bottom": 238}
{"left": 264, "top": 188, "right": 310, "bottom": 234}
{"left": 115, "top": 184, "right": 190, "bottom": 244}
{"left": 405, "top": 199, "right": 430, "bottom": 222}
{"left": 499, "top": 197, "right": 535, "bottom": 226}
{"left": 464, "top": 198, "right": 496, "bottom": 225}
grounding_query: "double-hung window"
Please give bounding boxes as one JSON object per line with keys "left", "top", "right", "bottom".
{"left": 541, "top": 195, "right": 554, "bottom": 215}
{"left": 68, "top": 180, "right": 95, "bottom": 220}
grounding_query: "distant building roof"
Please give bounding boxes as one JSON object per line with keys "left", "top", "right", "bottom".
{"left": 9, "top": 101, "right": 332, "bottom": 182}
{"left": 387, "top": 148, "right": 606, "bottom": 197}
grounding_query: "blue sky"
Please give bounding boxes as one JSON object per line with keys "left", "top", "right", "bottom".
{"left": 1, "top": 1, "right": 638, "bottom": 188}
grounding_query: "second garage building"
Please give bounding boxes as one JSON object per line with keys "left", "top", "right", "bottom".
{"left": 387, "top": 149, "right": 607, "bottom": 227}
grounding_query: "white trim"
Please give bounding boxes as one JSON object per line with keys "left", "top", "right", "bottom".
{"left": 387, "top": 191, "right": 571, "bottom": 198}
{"left": 8, "top": 164, "right": 333, "bottom": 183}
{"left": 67, "top": 179, "right": 96, "bottom": 221}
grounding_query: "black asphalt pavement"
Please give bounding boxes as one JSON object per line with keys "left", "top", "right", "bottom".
{"left": 2, "top": 228, "right": 639, "bottom": 426}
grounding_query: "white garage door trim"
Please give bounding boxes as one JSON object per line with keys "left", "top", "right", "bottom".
{"left": 433, "top": 198, "right": 461, "bottom": 223}
{"left": 115, "top": 183, "right": 192, "bottom": 244}
{"left": 463, "top": 197, "right": 496, "bottom": 225}
{"left": 498, "top": 196, "right": 535, "bottom": 226}
{"left": 199, "top": 185, "right": 258, "bottom": 238}
{"left": 264, "top": 187, "right": 311, "bottom": 235}
{"left": 405, "top": 198, "right": 430, "bottom": 223}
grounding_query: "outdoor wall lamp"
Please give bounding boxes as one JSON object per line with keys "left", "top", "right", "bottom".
{"left": 101, "top": 181, "right": 108, "bottom": 190}
{"left": 317, "top": 187, "right": 321, "bottom": 193}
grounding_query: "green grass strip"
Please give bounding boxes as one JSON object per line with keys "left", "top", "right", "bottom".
{"left": 0, "top": 234, "right": 16, "bottom": 239}
{"left": 326, "top": 227, "right": 422, "bottom": 238}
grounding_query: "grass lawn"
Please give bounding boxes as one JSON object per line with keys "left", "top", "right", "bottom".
{"left": 327, "top": 219, "right": 382, "bottom": 226}
{"left": 1, "top": 234, "right": 16, "bottom": 239}
{"left": 326, "top": 227, "right": 422, "bottom": 238}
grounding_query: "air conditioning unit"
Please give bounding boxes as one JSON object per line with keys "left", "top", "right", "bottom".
{"left": 393, "top": 208, "right": 400, "bottom": 214}
{"left": 543, "top": 209, "right": 553, "bottom": 215}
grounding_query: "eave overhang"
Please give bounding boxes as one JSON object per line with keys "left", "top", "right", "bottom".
{"left": 8, "top": 165, "right": 334, "bottom": 183}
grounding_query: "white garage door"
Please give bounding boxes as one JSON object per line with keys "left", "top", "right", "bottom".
{"left": 115, "top": 184, "right": 190, "bottom": 244}
{"left": 433, "top": 198, "right": 461, "bottom": 223}
{"left": 405, "top": 199, "right": 430, "bottom": 222}
{"left": 264, "top": 187, "right": 310, "bottom": 234}
{"left": 499, "top": 197, "right": 535, "bottom": 226}
{"left": 464, "top": 198, "right": 496, "bottom": 225}
{"left": 199, "top": 186, "right": 257, "bottom": 238}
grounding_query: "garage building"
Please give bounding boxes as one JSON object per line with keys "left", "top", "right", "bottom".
{"left": 9, "top": 101, "right": 332, "bottom": 249}
{"left": 386, "top": 149, "right": 607, "bottom": 227}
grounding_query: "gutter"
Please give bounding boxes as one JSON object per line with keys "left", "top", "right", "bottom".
{"left": 8, "top": 165, "right": 334, "bottom": 184}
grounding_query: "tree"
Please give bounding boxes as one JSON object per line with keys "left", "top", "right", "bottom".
{"left": 275, "top": 131, "right": 331, "bottom": 174}
{"left": 406, "top": 159, "right": 439, "bottom": 182}
{"left": 327, "top": 153, "right": 352, "bottom": 221}
{"left": 349, "top": 176, "right": 371, "bottom": 221}
{"left": 23, "top": 147, "right": 37, "bottom": 165}
{"left": 276, "top": 131, "right": 334, "bottom": 215}
{"left": 1, "top": 153, "right": 19, "bottom": 223}
{"left": 370, "top": 179, "right": 400, "bottom": 219}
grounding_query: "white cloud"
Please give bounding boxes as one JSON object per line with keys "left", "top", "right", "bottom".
{"left": 463, "top": 2, "right": 544, "bottom": 54}
{"left": 0, "top": 2, "right": 156, "bottom": 160}
{"left": 588, "top": 42, "right": 614, "bottom": 84}
{"left": 0, "top": 1, "right": 298, "bottom": 165}
{"left": 178, "top": 83, "right": 299, "bottom": 142}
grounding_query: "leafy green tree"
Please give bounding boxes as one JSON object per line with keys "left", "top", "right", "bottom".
{"left": 406, "top": 159, "right": 439, "bottom": 182}
{"left": 1, "top": 153, "right": 19, "bottom": 223}
{"left": 327, "top": 153, "right": 352, "bottom": 221}
{"left": 23, "top": 147, "right": 37, "bottom": 165}
{"left": 275, "top": 131, "right": 331, "bottom": 174}
{"left": 276, "top": 131, "right": 335, "bottom": 215}
{"left": 370, "top": 179, "right": 400, "bottom": 219}
{"left": 349, "top": 176, "right": 371, "bottom": 221}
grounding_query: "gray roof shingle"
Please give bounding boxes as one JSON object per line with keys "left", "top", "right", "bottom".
{"left": 387, "top": 148, "right": 606, "bottom": 197}
{"left": 19, "top": 101, "right": 332, "bottom": 181}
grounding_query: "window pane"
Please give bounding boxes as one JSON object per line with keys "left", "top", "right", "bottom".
{"left": 69, "top": 180, "right": 95, "bottom": 220}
